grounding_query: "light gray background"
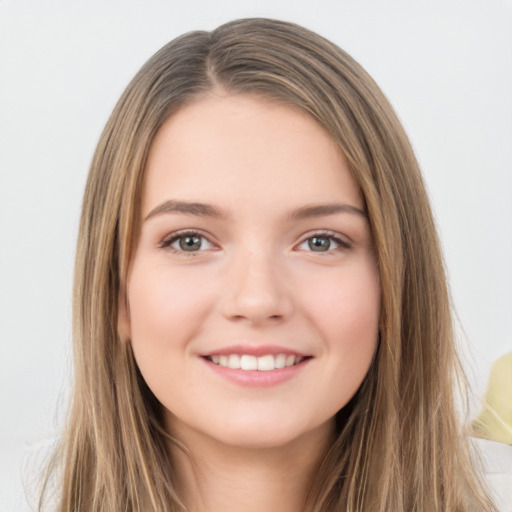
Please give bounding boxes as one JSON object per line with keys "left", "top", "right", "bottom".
{"left": 1, "top": 1, "right": 511, "bottom": 510}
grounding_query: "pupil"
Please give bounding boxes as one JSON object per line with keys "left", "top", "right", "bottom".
{"left": 180, "top": 236, "right": 201, "bottom": 251}
{"left": 309, "top": 236, "right": 330, "bottom": 251}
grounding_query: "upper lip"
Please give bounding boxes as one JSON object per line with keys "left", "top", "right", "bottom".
{"left": 199, "top": 344, "right": 311, "bottom": 358}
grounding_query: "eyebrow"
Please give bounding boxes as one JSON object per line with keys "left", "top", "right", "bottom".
{"left": 145, "top": 200, "right": 226, "bottom": 221}
{"left": 144, "top": 199, "right": 366, "bottom": 222}
{"left": 288, "top": 203, "right": 367, "bottom": 220}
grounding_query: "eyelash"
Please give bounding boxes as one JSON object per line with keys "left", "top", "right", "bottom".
{"left": 296, "top": 230, "right": 351, "bottom": 253}
{"left": 159, "top": 230, "right": 351, "bottom": 255}
{"left": 159, "top": 230, "right": 216, "bottom": 255}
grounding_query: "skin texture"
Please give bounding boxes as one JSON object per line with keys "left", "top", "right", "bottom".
{"left": 119, "top": 93, "right": 381, "bottom": 511}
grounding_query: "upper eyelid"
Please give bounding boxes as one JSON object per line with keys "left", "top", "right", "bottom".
{"left": 162, "top": 228, "right": 212, "bottom": 240}
{"left": 296, "top": 229, "right": 351, "bottom": 244}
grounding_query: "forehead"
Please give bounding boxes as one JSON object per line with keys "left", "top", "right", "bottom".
{"left": 142, "top": 93, "right": 363, "bottom": 218}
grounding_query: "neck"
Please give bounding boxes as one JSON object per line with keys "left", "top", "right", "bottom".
{"left": 167, "top": 421, "right": 335, "bottom": 512}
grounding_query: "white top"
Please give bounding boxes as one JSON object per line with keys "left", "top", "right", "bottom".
{"left": 474, "top": 438, "right": 512, "bottom": 512}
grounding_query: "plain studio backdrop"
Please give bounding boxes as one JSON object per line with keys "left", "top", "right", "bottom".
{"left": 0, "top": 1, "right": 511, "bottom": 510}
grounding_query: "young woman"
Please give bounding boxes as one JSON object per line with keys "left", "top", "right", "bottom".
{"left": 42, "top": 17, "right": 497, "bottom": 512}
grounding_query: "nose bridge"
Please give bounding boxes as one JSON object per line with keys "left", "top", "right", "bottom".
{"left": 222, "top": 241, "right": 292, "bottom": 324}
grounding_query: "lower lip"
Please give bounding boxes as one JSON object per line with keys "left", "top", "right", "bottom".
{"left": 202, "top": 358, "right": 311, "bottom": 387}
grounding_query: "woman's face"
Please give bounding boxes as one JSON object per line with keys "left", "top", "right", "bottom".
{"left": 120, "top": 93, "right": 380, "bottom": 450}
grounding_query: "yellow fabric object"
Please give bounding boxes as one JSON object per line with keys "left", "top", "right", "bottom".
{"left": 472, "top": 352, "right": 512, "bottom": 445}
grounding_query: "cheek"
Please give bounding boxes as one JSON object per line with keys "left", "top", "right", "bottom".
{"left": 305, "top": 261, "right": 380, "bottom": 336}
{"left": 314, "top": 268, "right": 379, "bottom": 412}
{"left": 298, "top": 260, "right": 380, "bottom": 382}
{"left": 126, "top": 263, "right": 218, "bottom": 407}
{"left": 127, "top": 263, "right": 214, "bottom": 357}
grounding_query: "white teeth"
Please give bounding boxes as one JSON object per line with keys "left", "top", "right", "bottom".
{"left": 209, "top": 353, "right": 305, "bottom": 371}
{"left": 257, "top": 355, "right": 275, "bottom": 371}
{"left": 275, "top": 354, "right": 286, "bottom": 368}
{"left": 227, "top": 354, "right": 240, "bottom": 369}
{"left": 240, "top": 354, "right": 258, "bottom": 370}
{"left": 285, "top": 354, "right": 295, "bottom": 367}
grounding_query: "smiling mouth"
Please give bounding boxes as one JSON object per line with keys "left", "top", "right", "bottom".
{"left": 205, "top": 354, "right": 308, "bottom": 371}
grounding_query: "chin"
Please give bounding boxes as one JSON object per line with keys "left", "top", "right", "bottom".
{"left": 201, "top": 413, "right": 334, "bottom": 452}
{"left": 216, "top": 426, "right": 300, "bottom": 450}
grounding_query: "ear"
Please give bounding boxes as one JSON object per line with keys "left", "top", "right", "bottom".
{"left": 117, "top": 286, "right": 131, "bottom": 342}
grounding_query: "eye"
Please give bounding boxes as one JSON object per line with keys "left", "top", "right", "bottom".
{"left": 297, "top": 232, "right": 350, "bottom": 253}
{"left": 161, "top": 231, "right": 215, "bottom": 253}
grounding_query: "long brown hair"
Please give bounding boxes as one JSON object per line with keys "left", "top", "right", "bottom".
{"left": 41, "top": 18, "right": 497, "bottom": 512}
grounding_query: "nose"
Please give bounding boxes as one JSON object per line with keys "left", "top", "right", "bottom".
{"left": 221, "top": 249, "right": 294, "bottom": 326}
